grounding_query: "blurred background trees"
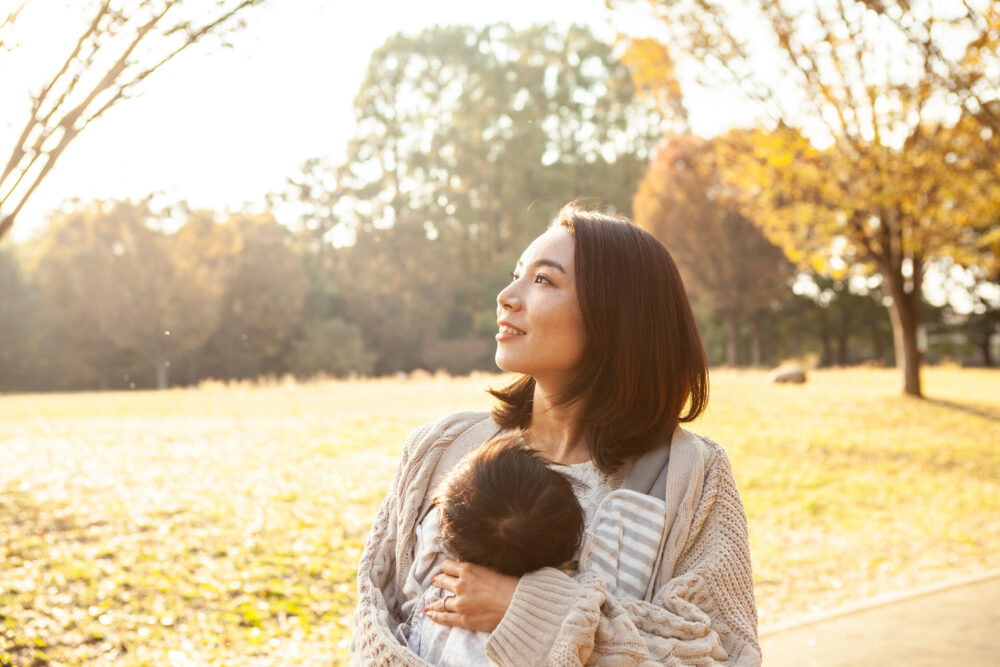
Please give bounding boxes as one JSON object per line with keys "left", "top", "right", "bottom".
{"left": 1, "top": 13, "right": 998, "bottom": 391}
{"left": 634, "top": 134, "right": 796, "bottom": 367}
{"left": 612, "top": 0, "right": 1000, "bottom": 396}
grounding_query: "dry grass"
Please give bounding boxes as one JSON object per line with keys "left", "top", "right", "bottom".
{"left": 700, "top": 368, "right": 1000, "bottom": 628}
{"left": 1, "top": 368, "right": 998, "bottom": 665}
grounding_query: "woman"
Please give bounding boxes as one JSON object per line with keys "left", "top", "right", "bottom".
{"left": 352, "top": 205, "right": 760, "bottom": 666}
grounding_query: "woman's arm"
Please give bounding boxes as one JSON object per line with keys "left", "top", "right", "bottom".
{"left": 350, "top": 450, "right": 428, "bottom": 665}
{"left": 350, "top": 420, "right": 439, "bottom": 667}
{"left": 350, "top": 411, "right": 499, "bottom": 666}
{"left": 485, "top": 447, "right": 760, "bottom": 666}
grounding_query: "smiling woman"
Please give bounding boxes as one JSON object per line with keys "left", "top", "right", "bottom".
{"left": 494, "top": 226, "right": 587, "bottom": 398}
{"left": 352, "top": 203, "right": 760, "bottom": 666}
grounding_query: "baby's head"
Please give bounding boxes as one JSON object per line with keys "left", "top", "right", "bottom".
{"left": 433, "top": 433, "right": 583, "bottom": 577}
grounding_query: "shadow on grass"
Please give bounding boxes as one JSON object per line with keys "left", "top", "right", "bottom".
{"left": 926, "top": 397, "right": 1000, "bottom": 423}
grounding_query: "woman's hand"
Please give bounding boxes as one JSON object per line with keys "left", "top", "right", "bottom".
{"left": 425, "top": 559, "right": 519, "bottom": 632}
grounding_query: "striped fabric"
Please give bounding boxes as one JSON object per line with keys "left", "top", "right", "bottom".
{"left": 396, "top": 510, "right": 494, "bottom": 666}
{"left": 577, "top": 489, "right": 668, "bottom": 600}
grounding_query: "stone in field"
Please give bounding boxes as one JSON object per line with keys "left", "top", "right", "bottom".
{"left": 769, "top": 365, "right": 807, "bottom": 384}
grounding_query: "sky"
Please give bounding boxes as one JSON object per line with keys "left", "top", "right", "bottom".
{"left": 2, "top": 0, "right": 675, "bottom": 242}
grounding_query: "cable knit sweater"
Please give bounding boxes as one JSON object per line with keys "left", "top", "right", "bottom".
{"left": 350, "top": 410, "right": 761, "bottom": 666}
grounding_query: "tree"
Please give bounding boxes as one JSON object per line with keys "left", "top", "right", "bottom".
{"left": 0, "top": 246, "right": 36, "bottom": 390}
{"left": 30, "top": 199, "right": 243, "bottom": 389}
{"left": 634, "top": 134, "right": 794, "bottom": 367}
{"left": 0, "top": 0, "right": 265, "bottom": 240}
{"left": 612, "top": 0, "right": 1000, "bottom": 396}
{"left": 198, "top": 213, "right": 307, "bottom": 380}
{"left": 290, "top": 23, "right": 662, "bottom": 370}
{"left": 331, "top": 223, "right": 457, "bottom": 373}
{"left": 31, "top": 202, "right": 136, "bottom": 389}
{"left": 926, "top": 256, "right": 1000, "bottom": 367}
{"left": 332, "top": 23, "right": 660, "bottom": 252}
{"left": 85, "top": 200, "right": 176, "bottom": 388}
{"left": 163, "top": 207, "right": 240, "bottom": 384}
{"left": 285, "top": 318, "right": 375, "bottom": 379}
{"left": 712, "top": 116, "right": 999, "bottom": 394}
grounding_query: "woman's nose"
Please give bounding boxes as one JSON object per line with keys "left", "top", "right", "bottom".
{"left": 497, "top": 281, "right": 520, "bottom": 311}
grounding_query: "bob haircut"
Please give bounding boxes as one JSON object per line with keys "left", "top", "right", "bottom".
{"left": 490, "top": 204, "right": 709, "bottom": 474}
{"left": 433, "top": 434, "right": 584, "bottom": 577}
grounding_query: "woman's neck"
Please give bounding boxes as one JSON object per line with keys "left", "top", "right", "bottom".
{"left": 528, "top": 382, "right": 591, "bottom": 464}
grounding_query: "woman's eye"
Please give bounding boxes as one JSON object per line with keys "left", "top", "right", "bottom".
{"left": 534, "top": 274, "right": 551, "bottom": 285}
{"left": 509, "top": 271, "right": 519, "bottom": 283}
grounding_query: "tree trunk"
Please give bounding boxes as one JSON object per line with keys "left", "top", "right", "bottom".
{"left": 979, "top": 315, "right": 996, "bottom": 368}
{"left": 819, "top": 329, "right": 832, "bottom": 367}
{"left": 750, "top": 314, "right": 762, "bottom": 368}
{"left": 724, "top": 314, "right": 739, "bottom": 367}
{"left": 154, "top": 359, "right": 169, "bottom": 390}
{"left": 185, "top": 357, "right": 200, "bottom": 386}
{"left": 885, "top": 274, "right": 923, "bottom": 397}
{"left": 870, "top": 318, "right": 885, "bottom": 364}
{"left": 835, "top": 332, "right": 848, "bottom": 366}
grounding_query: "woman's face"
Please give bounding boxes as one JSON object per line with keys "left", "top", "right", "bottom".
{"left": 495, "top": 226, "right": 586, "bottom": 391}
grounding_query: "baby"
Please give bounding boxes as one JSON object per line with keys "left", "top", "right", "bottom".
{"left": 396, "top": 434, "right": 584, "bottom": 666}
{"left": 396, "top": 434, "right": 670, "bottom": 666}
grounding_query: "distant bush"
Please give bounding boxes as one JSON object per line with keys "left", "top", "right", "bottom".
{"left": 286, "top": 318, "right": 376, "bottom": 379}
{"left": 421, "top": 337, "right": 494, "bottom": 376}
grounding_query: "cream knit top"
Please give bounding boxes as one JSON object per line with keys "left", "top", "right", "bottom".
{"left": 351, "top": 411, "right": 761, "bottom": 666}
{"left": 560, "top": 460, "right": 615, "bottom": 533}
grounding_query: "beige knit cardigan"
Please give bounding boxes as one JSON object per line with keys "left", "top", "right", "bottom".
{"left": 351, "top": 410, "right": 761, "bottom": 666}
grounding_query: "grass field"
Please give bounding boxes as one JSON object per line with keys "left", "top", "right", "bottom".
{"left": 1, "top": 368, "right": 998, "bottom": 665}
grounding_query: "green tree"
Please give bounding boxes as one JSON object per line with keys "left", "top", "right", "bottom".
{"left": 164, "top": 208, "right": 241, "bottom": 385}
{"left": 339, "top": 23, "right": 658, "bottom": 257}
{"left": 0, "top": 0, "right": 265, "bottom": 240}
{"left": 199, "top": 213, "right": 307, "bottom": 380}
{"left": 285, "top": 318, "right": 374, "bottom": 379}
{"left": 291, "top": 23, "right": 662, "bottom": 370}
{"left": 30, "top": 200, "right": 244, "bottom": 389}
{"left": 0, "top": 246, "right": 36, "bottom": 390}
{"left": 31, "top": 203, "right": 134, "bottom": 389}
{"left": 926, "top": 256, "right": 1000, "bottom": 367}
{"left": 331, "top": 223, "right": 456, "bottom": 373}
{"left": 612, "top": 0, "right": 1000, "bottom": 396}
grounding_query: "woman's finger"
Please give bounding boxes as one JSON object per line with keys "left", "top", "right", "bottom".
{"left": 424, "top": 608, "right": 461, "bottom": 627}
{"left": 438, "top": 559, "right": 464, "bottom": 577}
{"left": 431, "top": 572, "right": 460, "bottom": 593}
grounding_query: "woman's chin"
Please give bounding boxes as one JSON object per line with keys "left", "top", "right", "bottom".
{"left": 493, "top": 354, "right": 521, "bottom": 375}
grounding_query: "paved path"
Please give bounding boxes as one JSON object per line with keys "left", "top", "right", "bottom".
{"left": 760, "top": 573, "right": 1000, "bottom": 666}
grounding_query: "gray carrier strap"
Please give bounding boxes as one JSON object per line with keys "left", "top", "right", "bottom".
{"left": 620, "top": 432, "right": 673, "bottom": 501}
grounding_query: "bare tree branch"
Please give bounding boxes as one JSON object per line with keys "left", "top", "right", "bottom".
{"left": 0, "top": 0, "right": 266, "bottom": 240}
{"left": 0, "top": 1, "right": 30, "bottom": 51}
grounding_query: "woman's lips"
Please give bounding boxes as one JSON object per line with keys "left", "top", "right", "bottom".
{"left": 496, "top": 322, "right": 525, "bottom": 341}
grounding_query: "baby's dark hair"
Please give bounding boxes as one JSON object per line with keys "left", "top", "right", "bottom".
{"left": 434, "top": 433, "right": 584, "bottom": 577}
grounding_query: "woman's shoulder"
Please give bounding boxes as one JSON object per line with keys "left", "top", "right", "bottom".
{"left": 432, "top": 409, "right": 495, "bottom": 435}
{"left": 674, "top": 427, "right": 731, "bottom": 466}
{"left": 401, "top": 410, "right": 502, "bottom": 520}
{"left": 399, "top": 410, "right": 498, "bottom": 470}
{"left": 405, "top": 410, "right": 495, "bottom": 450}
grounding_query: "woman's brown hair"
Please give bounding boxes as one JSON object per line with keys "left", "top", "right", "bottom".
{"left": 490, "top": 204, "right": 709, "bottom": 474}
